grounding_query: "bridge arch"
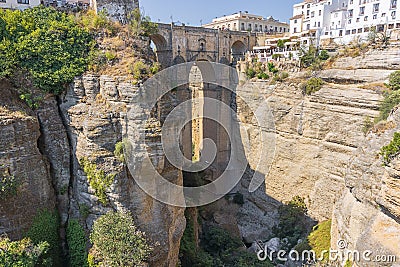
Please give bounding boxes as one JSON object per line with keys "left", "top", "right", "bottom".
{"left": 231, "top": 40, "right": 247, "bottom": 64}
{"left": 150, "top": 33, "right": 170, "bottom": 68}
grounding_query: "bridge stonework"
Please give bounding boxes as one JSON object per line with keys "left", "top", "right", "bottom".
{"left": 151, "top": 23, "right": 257, "bottom": 67}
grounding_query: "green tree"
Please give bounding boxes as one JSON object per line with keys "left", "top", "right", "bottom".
{"left": 129, "top": 8, "right": 158, "bottom": 37}
{"left": 67, "top": 219, "right": 88, "bottom": 267}
{"left": 387, "top": 70, "right": 400, "bottom": 91}
{"left": 25, "top": 209, "right": 61, "bottom": 266}
{"left": 89, "top": 211, "right": 152, "bottom": 267}
{"left": 0, "top": 6, "right": 93, "bottom": 94}
{"left": 318, "top": 50, "right": 329, "bottom": 60}
{"left": 0, "top": 236, "right": 49, "bottom": 267}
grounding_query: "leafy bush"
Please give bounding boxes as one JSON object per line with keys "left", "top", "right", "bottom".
{"left": 273, "top": 71, "right": 289, "bottom": 82}
{"left": 25, "top": 209, "right": 61, "bottom": 266}
{"left": 76, "top": 10, "right": 118, "bottom": 35}
{"left": 245, "top": 67, "right": 256, "bottom": 79}
{"left": 376, "top": 90, "right": 400, "bottom": 122}
{"left": 0, "top": 236, "right": 49, "bottom": 267}
{"left": 114, "top": 140, "right": 126, "bottom": 162}
{"left": 0, "top": 6, "right": 93, "bottom": 94}
{"left": 180, "top": 211, "right": 214, "bottom": 267}
{"left": 300, "top": 45, "right": 318, "bottom": 68}
{"left": 267, "top": 62, "right": 278, "bottom": 74}
{"left": 362, "top": 116, "right": 374, "bottom": 136}
{"left": 273, "top": 196, "right": 309, "bottom": 250}
{"left": 129, "top": 8, "right": 158, "bottom": 37}
{"left": 150, "top": 62, "right": 161, "bottom": 74}
{"left": 295, "top": 220, "right": 331, "bottom": 262}
{"left": 89, "top": 211, "right": 151, "bottom": 267}
{"left": 67, "top": 219, "right": 88, "bottom": 267}
{"left": 130, "top": 61, "right": 150, "bottom": 81}
{"left": 104, "top": 51, "right": 117, "bottom": 61}
{"left": 79, "top": 158, "right": 115, "bottom": 204}
{"left": 201, "top": 226, "right": 273, "bottom": 267}
{"left": 257, "top": 72, "right": 269, "bottom": 80}
{"left": 304, "top": 78, "right": 324, "bottom": 95}
{"left": 380, "top": 132, "right": 400, "bottom": 165}
{"left": 0, "top": 171, "right": 19, "bottom": 200}
{"left": 387, "top": 70, "right": 400, "bottom": 91}
{"left": 318, "top": 50, "right": 329, "bottom": 61}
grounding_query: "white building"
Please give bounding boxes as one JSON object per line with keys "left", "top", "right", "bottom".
{"left": 204, "top": 11, "right": 289, "bottom": 34}
{"left": 340, "top": 0, "right": 400, "bottom": 43}
{"left": 290, "top": 0, "right": 400, "bottom": 45}
{"left": 0, "top": 0, "right": 41, "bottom": 9}
{"left": 290, "top": 0, "right": 348, "bottom": 46}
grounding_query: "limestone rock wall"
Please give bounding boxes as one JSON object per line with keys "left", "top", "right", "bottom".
{"left": 59, "top": 74, "right": 185, "bottom": 267}
{"left": 0, "top": 82, "right": 56, "bottom": 239}
{"left": 330, "top": 110, "right": 400, "bottom": 266}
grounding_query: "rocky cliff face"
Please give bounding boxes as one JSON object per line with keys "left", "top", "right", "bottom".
{"left": 0, "top": 81, "right": 56, "bottom": 239}
{"left": 330, "top": 110, "right": 400, "bottom": 266}
{"left": 59, "top": 74, "right": 185, "bottom": 267}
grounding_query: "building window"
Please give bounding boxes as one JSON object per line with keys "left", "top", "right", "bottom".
{"left": 346, "top": 30, "right": 350, "bottom": 35}
{"left": 373, "top": 14, "right": 377, "bottom": 19}
{"left": 306, "top": 24, "right": 310, "bottom": 30}
{"left": 339, "top": 30, "right": 343, "bottom": 36}
{"left": 382, "top": 13, "right": 386, "bottom": 17}
{"left": 364, "top": 27, "right": 369, "bottom": 32}
{"left": 391, "top": 0, "right": 397, "bottom": 9}
{"left": 0, "top": 0, "right": 6, "bottom": 2}
{"left": 358, "top": 28, "right": 362, "bottom": 33}
{"left": 307, "top": 10, "right": 310, "bottom": 16}
{"left": 392, "top": 11, "right": 396, "bottom": 19}
{"left": 259, "top": 25, "right": 262, "bottom": 32}
{"left": 359, "top": 7, "right": 365, "bottom": 16}
{"left": 280, "top": 27, "right": 282, "bottom": 32}
{"left": 348, "top": 9, "right": 353, "bottom": 18}
{"left": 352, "top": 29, "right": 356, "bottom": 34}
{"left": 396, "top": 23, "right": 400, "bottom": 28}
{"left": 294, "top": 19, "right": 297, "bottom": 23}
{"left": 233, "top": 23, "right": 237, "bottom": 30}
{"left": 350, "top": 0, "right": 353, "bottom": 3}
{"left": 319, "top": 10, "right": 322, "bottom": 16}
{"left": 307, "top": 4, "right": 310, "bottom": 8}
{"left": 364, "top": 16, "right": 368, "bottom": 21}
{"left": 255, "top": 24, "right": 258, "bottom": 31}
{"left": 389, "top": 23, "right": 394, "bottom": 29}
{"left": 17, "top": 0, "right": 29, "bottom": 3}
{"left": 318, "top": 22, "right": 321, "bottom": 27}
{"left": 348, "top": 19, "right": 352, "bottom": 24}
{"left": 248, "top": 24, "right": 252, "bottom": 31}
{"left": 293, "top": 27, "right": 297, "bottom": 33}
{"left": 373, "top": 4, "right": 379, "bottom": 13}
{"left": 356, "top": 18, "right": 360, "bottom": 22}
{"left": 275, "top": 26, "right": 277, "bottom": 32}
{"left": 311, "top": 11, "right": 315, "bottom": 18}
{"left": 241, "top": 23, "right": 245, "bottom": 31}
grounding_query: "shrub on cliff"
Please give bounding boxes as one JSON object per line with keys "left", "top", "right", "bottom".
{"left": 79, "top": 158, "right": 115, "bottom": 205}
{"left": 380, "top": 132, "right": 400, "bottom": 165}
{"left": 25, "top": 209, "right": 61, "bottom": 266}
{"left": 273, "top": 196, "right": 309, "bottom": 250}
{"left": 0, "top": 236, "right": 49, "bottom": 267}
{"left": 304, "top": 78, "right": 324, "bottom": 95}
{"left": 376, "top": 90, "right": 400, "bottom": 122}
{"left": 387, "top": 70, "right": 400, "bottom": 91}
{"left": 89, "top": 211, "right": 151, "bottom": 267}
{"left": 67, "top": 219, "right": 88, "bottom": 267}
{"left": 0, "top": 6, "right": 93, "bottom": 94}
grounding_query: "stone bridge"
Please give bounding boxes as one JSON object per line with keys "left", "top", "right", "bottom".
{"left": 150, "top": 23, "right": 257, "bottom": 67}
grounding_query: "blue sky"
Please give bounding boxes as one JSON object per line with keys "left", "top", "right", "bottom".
{"left": 140, "top": 0, "right": 300, "bottom": 26}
